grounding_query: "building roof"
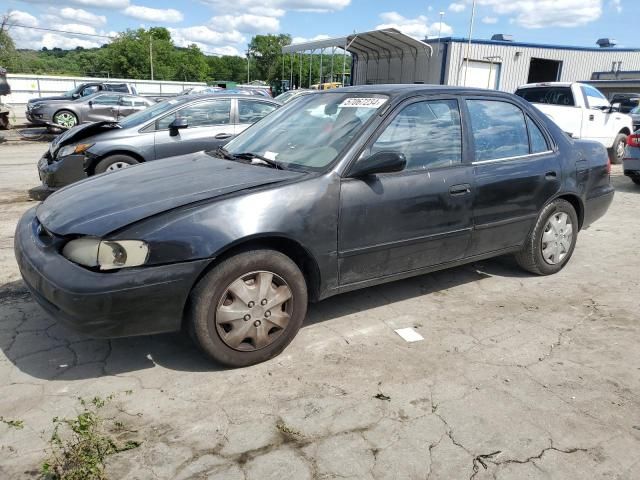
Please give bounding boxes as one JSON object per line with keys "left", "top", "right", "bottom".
{"left": 282, "top": 28, "right": 433, "bottom": 58}
{"left": 427, "top": 37, "right": 640, "bottom": 53}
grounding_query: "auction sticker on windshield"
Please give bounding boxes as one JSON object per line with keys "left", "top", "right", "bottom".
{"left": 339, "top": 98, "right": 387, "bottom": 108}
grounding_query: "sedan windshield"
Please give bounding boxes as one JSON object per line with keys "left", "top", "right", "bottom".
{"left": 118, "top": 99, "right": 180, "bottom": 128}
{"left": 223, "top": 92, "right": 388, "bottom": 171}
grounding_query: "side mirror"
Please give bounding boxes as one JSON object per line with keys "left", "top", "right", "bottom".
{"left": 88, "top": 100, "right": 93, "bottom": 107}
{"left": 349, "top": 151, "right": 406, "bottom": 177}
{"left": 72, "top": 93, "right": 80, "bottom": 99}
{"left": 169, "top": 117, "right": 188, "bottom": 136}
{"left": 610, "top": 102, "right": 622, "bottom": 112}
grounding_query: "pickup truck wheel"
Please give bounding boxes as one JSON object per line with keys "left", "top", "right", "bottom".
{"left": 188, "top": 249, "right": 308, "bottom": 367}
{"left": 94, "top": 154, "right": 139, "bottom": 174}
{"left": 515, "top": 199, "right": 578, "bottom": 275}
{"left": 609, "top": 133, "right": 627, "bottom": 164}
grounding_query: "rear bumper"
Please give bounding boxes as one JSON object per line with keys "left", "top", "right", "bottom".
{"left": 14, "top": 207, "right": 210, "bottom": 338}
{"left": 623, "top": 158, "right": 640, "bottom": 178}
{"left": 583, "top": 187, "right": 614, "bottom": 229}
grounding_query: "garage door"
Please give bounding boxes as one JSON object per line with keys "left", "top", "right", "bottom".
{"left": 462, "top": 60, "right": 501, "bottom": 89}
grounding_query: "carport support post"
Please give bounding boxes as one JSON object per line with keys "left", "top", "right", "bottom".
{"left": 330, "top": 47, "right": 335, "bottom": 83}
{"left": 299, "top": 52, "right": 303, "bottom": 89}
{"left": 309, "top": 49, "right": 314, "bottom": 88}
{"left": 342, "top": 43, "right": 347, "bottom": 86}
{"left": 319, "top": 48, "right": 324, "bottom": 86}
{"left": 290, "top": 52, "right": 294, "bottom": 89}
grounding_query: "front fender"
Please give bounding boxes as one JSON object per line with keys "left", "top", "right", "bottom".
{"left": 111, "top": 173, "right": 342, "bottom": 294}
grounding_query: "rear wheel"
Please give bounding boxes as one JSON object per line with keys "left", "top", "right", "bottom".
{"left": 515, "top": 199, "right": 578, "bottom": 275}
{"left": 188, "top": 249, "right": 308, "bottom": 367}
{"left": 609, "top": 133, "right": 627, "bottom": 165}
{"left": 632, "top": 178, "right": 640, "bottom": 185}
{"left": 52, "top": 110, "right": 78, "bottom": 129}
{"left": 94, "top": 154, "right": 139, "bottom": 174}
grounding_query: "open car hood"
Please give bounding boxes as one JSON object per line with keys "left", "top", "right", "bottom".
{"left": 49, "top": 121, "right": 120, "bottom": 156}
{"left": 37, "top": 152, "right": 303, "bottom": 237}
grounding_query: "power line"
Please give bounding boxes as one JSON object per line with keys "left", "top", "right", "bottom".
{"left": 7, "top": 23, "right": 116, "bottom": 39}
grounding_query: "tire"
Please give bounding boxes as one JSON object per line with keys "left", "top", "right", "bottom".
{"left": 608, "top": 133, "right": 627, "bottom": 165}
{"left": 0, "top": 113, "right": 9, "bottom": 130}
{"left": 188, "top": 249, "right": 308, "bottom": 367}
{"left": 632, "top": 178, "right": 640, "bottom": 186}
{"left": 52, "top": 110, "right": 78, "bottom": 129}
{"left": 515, "top": 199, "right": 579, "bottom": 275}
{"left": 94, "top": 154, "right": 139, "bottom": 174}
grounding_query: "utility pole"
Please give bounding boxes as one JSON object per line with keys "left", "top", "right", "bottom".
{"left": 149, "top": 35, "right": 154, "bottom": 81}
{"left": 463, "top": 0, "right": 477, "bottom": 86}
{"left": 246, "top": 48, "right": 250, "bottom": 83}
{"left": 437, "top": 11, "right": 444, "bottom": 55}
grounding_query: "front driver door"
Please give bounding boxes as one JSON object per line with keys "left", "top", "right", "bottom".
{"left": 338, "top": 97, "right": 473, "bottom": 285}
{"left": 153, "top": 99, "right": 233, "bottom": 159}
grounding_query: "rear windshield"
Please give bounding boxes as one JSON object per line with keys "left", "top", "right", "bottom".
{"left": 515, "top": 87, "right": 575, "bottom": 107}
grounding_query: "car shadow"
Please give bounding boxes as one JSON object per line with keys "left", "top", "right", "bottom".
{"left": 0, "top": 256, "right": 529, "bottom": 380}
{"left": 611, "top": 173, "right": 639, "bottom": 193}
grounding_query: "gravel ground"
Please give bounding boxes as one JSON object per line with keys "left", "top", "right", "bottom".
{"left": 0, "top": 141, "right": 639, "bottom": 479}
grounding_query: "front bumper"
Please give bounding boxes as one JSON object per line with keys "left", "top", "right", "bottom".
{"left": 26, "top": 110, "right": 46, "bottom": 125}
{"left": 32, "top": 152, "right": 88, "bottom": 198}
{"left": 14, "top": 207, "right": 210, "bottom": 338}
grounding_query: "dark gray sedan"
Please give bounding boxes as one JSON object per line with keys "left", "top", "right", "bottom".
{"left": 27, "top": 92, "right": 154, "bottom": 128}
{"left": 16, "top": 85, "right": 613, "bottom": 367}
{"left": 31, "top": 94, "right": 280, "bottom": 199}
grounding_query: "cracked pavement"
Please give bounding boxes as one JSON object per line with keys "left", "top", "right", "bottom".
{"left": 1, "top": 143, "right": 639, "bottom": 479}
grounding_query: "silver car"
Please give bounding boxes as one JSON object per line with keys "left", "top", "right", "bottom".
{"left": 27, "top": 92, "right": 154, "bottom": 128}
{"left": 31, "top": 94, "right": 281, "bottom": 199}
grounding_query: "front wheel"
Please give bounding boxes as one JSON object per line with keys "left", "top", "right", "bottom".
{"left": 52, "top": 110, "right": 78, "bottom": 129}
{"left": 632, "top": 178, "right": 640, "bottom": 186}
{"left": 188, "top": 249, "right": 308, "bottom": 367}
{"left": 94, "top": 154, "right": 139, "bottom": 174}
{"left": 609, "top": 133, "right": 627, "bottom": 165}
{"left": 515, "top": 199, "right": 579, "bottom": 275}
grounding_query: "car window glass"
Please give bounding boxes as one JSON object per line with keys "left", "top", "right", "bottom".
{"left": 91, "top": 94, "right": 121, "bottom": 105}
{"left": 526, "top": 116, "right": 549, "bottom": 153}
{"left": 370, "top": 99, "right": 462, "bottom": 171}
{"left": 467, "top": 100, "right": 529, "bottom": 161}
{"left": 238, "top": 101, "right": 277, "bottom": 124}
{"left": 157, "top": 99, "right": 231, "bottom": 130}
{"left": 82, "top": 85, "right": 99, "bottom": 96}
{"left": 514, "top": 87, "right": 574, "bottom": 107}
{"left": 581, "top": 85, "right": 609, "bottom": 108}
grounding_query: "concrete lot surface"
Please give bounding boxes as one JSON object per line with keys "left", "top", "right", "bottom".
{"left": 0, "top": 140, "right": 639, "bottom": 479}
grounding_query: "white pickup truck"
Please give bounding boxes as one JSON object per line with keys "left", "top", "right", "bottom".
{"left": 515, "top": 82, "right": 632, "bottom": 163}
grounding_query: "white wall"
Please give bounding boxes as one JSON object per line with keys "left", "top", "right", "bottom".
{"left": 4, "top": 74, "right": 206, "bottom": 104}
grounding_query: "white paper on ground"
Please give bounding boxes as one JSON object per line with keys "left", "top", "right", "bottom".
{"left": 394, "top": 328, "right": 424, "bottom": 343}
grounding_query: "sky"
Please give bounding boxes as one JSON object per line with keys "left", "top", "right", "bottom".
{"left": 3, "top": 0, "right": 634, "bottom": 56}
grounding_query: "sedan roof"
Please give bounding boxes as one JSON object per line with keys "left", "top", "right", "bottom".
{"left": 320, "top": 84, "right": 517, "bottom": 100}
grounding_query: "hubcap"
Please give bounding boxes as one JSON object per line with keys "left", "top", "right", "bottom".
{"left": 54, "top": 112, "right": 77, "bottom": 128}
{"left": 215, "top": 271, "right": 293, "bottom": 351}
{"left": 541, "top": 212, "right": 573, "bottom": 265}
{"left": 106, "top": 161, "right": 131, "bottom": 172}
{"left": 616, "top": 140, "right": 625, "bottom": 159}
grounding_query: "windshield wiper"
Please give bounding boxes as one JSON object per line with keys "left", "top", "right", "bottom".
{"left": 212, "top": 145, "right": 237, "bottom": 161}
{"left": 233, "top": 152, "right": 283, "bottom": 170}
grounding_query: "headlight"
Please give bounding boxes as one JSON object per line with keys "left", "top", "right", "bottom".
{"left": 57, "top": 143, "right": 94, "bottom": 158}
{"left": 62, "top": 238, "right": 149, "bottom": 270}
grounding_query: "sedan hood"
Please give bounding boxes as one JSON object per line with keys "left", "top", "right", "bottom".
{"left": 29, "top": 95, "right": 72, "bottom": 104}
{"left": 37, "top": 152, "right": 304, "bottom": 237}
{"left": 50, "top": 121, "right": 120, "bottom": 156}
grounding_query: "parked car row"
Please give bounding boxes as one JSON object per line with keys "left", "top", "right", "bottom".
{"left": 16, "top": 84, "right": 615, "bottom": 367}
{"left": 29, "top": 93, "right": 281, "bottom": 199}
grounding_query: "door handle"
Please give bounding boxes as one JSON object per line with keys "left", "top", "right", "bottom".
{"left": 589, "top": 114, "right": 594, "bottom": 121}
{"left": 214, "top": 133, "right": 233, "bottom": 140}
{"left": 449, "top": 184, "right": 471, "bottom": 196}
{"left": 545, "top": 171, "right": 557, "bottom": 180}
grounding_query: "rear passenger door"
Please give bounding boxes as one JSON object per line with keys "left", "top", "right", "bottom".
{"left": 152, "top": 99, "right": 233, "bottom": 159}
{"left": 84, "top": 94, "right": 121, "bottom": 122}
{"left": 117, "top": 96, "right": 149, "bottom": 119}
{"left": 465, "top": 97, "right": 561, "bottom": 256}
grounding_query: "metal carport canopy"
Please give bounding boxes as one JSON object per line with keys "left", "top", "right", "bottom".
{"left": 281, "top": 28, "right": 433, "bottom": 86}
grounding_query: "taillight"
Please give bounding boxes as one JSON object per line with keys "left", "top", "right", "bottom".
{"left": 627, "top": 134, "right": 640, "bottom": 147}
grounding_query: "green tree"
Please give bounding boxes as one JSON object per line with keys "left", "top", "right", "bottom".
{"left": 248, "top": 34, "right": 291, "bottom": 82}
{"left": 174, "top": 45, "right": 209, "bottom": 82}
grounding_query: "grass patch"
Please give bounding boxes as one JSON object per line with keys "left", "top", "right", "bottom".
{"left": 41, "top": 395, "right": 142, "bottom": 480}
{"left": 0, "top": 416, "right": 24, "bottom": 429}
